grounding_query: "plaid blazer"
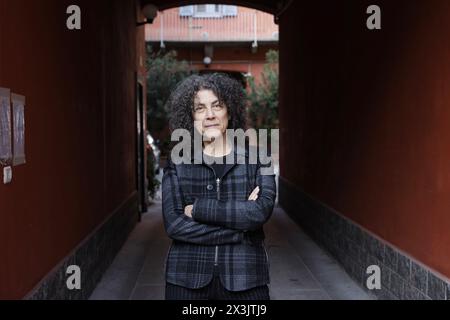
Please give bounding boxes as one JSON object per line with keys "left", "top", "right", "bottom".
{"left": 162, "top": 144, "right": 276, "bottom": 291}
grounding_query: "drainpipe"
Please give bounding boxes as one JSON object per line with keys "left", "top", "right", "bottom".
{"left": 252, "top": 10, "right": 258, "bottom": 53}
{"left": 160, "top": 11, "right": 165, "bottom": 49}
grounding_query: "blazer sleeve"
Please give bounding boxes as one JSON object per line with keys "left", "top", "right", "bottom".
{"left": 162, "top": 159, "right": 244, "bottom": 245}
{"left": 192, "top": 162, "right": 276, "bottom": 231}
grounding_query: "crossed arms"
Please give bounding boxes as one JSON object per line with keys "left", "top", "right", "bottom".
{"left": 161, "top": 160, "right": 276, "bottom": 245}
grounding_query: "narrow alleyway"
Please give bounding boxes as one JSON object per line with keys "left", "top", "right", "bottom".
{"left": 90, "top": 202, "right": 374, "bottom": 300}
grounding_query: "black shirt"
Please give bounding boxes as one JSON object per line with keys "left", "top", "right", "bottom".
{"left": 203, "top": 153, "right": 234, "bottom": 179}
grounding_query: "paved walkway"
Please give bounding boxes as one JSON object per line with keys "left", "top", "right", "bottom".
{"left": 90, "top": 202, "right": 373, "bottom": 300}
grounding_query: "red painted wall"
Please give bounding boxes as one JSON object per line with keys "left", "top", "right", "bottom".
{"left": 2, "top": 0, "right": 449, "bottom": 299}
{"left": 279, "top": 0, "right": 450, "bottom": 279}
{"left": 0, "top": 0, "right": 144, "bottom": 298}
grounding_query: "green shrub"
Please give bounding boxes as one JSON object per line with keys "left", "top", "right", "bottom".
{"left": 246, "top": 50, "right": 279, "bottom": 130}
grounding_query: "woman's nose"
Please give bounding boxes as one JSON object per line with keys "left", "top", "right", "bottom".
{"left": 205, "top": 108, "right": 215, "bottom": 118}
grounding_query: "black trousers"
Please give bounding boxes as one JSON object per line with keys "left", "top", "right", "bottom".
{"left": 165, "top": 267, "right": 270, "bottom": 300}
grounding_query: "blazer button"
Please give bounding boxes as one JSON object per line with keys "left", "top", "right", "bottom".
{"left": 207, "top": 184, "right": 214, "bottom": 191}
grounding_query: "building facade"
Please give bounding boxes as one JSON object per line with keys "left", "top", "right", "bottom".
{"left": 145, "top": 5, "right": 279, "bottom": 85}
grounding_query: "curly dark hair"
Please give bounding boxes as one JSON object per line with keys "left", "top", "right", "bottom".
{"left": 166, "top": 73, "right": 247, "bottom": 136}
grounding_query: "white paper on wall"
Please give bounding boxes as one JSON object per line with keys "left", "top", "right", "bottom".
{"left": 0, "top": 87, "right": 12, "bottom": 165}
{"left": 11, "top": 93, "right": 26, "bottom": 166}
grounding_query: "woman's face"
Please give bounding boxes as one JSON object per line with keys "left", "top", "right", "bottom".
{"left": 193, "top": 89, "right": 229, "bottom": 142}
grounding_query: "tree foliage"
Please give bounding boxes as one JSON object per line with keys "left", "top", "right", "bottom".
{"left": 246, "top": 50, "right": 279, "bottom": 130}
{"left": 146, "top": 45, "right": 192, "bottom": 135}
{"left": 145, "top": 46, "right": 191, "bottom": 199}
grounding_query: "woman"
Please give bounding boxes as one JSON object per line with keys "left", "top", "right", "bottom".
{"left": 162, "top": 73, "right": 276, "bottom": 300}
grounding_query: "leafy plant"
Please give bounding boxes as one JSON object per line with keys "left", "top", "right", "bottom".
{"left": 246, "top": 50, "right": 279, "bottom": 130}
{"left": 145, "top": 45, "right": 192, "bottom": 199}
{"left": 146, "top": 149, "right": 161, "bottom": 200}
{"left": 146, "top": 45, "right": 192, "bottom": 136}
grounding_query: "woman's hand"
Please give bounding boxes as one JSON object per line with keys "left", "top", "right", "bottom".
{"left": 184, "top": 186, "right": 259, "bottom": 218}
{"left": 248, "top": 186, "right": 260, "bottom": 201}
{"left": 184, "top": 205, "right": 193, "bottom": 218}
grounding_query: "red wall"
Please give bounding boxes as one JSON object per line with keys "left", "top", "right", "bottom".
{"left": 279, "top": 0, "right": 450, "bottom": 279}
{"left": 0, "top": 0, "right": 144, "bottom": 298}
{"left": 2, "top": 0, "right": 449, "bottom": 299}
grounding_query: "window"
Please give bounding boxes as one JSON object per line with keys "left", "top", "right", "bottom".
{"left": 194, "top": 5, "right": 222, "bottom": 17}
{"left": 179, "top": 5, "right": 237, "bottom": 18}
{"left": 196, "top": 5, "right": 207, "bottom": 13}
